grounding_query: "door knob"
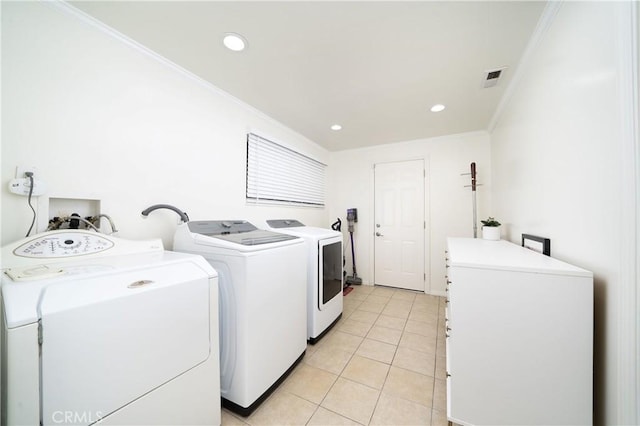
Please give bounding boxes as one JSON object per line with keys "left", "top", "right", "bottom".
{"left": 376, "top": 232, "right": 383, "bottom": 237}
{"left": 376, "top": 224, "right": 381, "bottom": 228}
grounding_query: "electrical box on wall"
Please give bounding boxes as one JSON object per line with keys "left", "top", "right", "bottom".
{"left": 48, "top": 197, "right": 101, "bottom": 230}
{"left": 9, "top": 166, "right": 47, "bottom": 196}
{"left": 347, "top": 208, "right": 358, "bottom": 222}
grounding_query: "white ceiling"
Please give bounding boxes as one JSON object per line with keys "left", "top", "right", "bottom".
{"left": 70, "top": 1, "right": 547, "bottom": 151}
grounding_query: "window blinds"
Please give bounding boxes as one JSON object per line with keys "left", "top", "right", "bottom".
{"left": 246, "top": 133, "right": 326, "bottom": 207}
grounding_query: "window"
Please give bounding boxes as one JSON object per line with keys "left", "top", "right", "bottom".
{"left": 246, "top": 133, "right": 326, "bottom": 207}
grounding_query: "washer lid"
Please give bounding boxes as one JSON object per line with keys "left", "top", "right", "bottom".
{"left": 187, "top": 220, "right": 298, "bottom": 246}
{"left": 212, "top": 230, "right": 298, "bottom": 246}
{"left": 1, "top": 251, "right": 216, "bottom": 328}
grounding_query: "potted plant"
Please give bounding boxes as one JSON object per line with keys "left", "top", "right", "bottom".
{"left": 481, "top": 217, "right": 501, "bottom": 241}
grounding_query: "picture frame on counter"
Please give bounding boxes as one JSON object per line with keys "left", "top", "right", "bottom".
{"left": 522, "top": 234, "right": 551, "bottom": 256}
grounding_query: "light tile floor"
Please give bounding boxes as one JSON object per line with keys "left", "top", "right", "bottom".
{"left": 222, "top": 285, "right": 448, "bottom": 426}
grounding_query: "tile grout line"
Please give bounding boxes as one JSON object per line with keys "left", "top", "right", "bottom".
{"left": 224, "top": 287, "right": 443, "bottom": 426}
{"left": 429, "top": 297, "right": 444, "bottom": 426}
{"left": 363, "top": 289, "right": 398, "bottom": 425}
{"left": 311, "top": 286, "right": 388, "bottom": 426}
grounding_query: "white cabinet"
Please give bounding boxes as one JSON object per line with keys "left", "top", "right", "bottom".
{"left": 445, "top": 237, "right": 593, "bottom": 426}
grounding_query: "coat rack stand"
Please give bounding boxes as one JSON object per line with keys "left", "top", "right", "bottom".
{"left": 462, "top": 162, "right": 482, "bottom": 238}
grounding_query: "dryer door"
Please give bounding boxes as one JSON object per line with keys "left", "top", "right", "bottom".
{"left": 318, "top": 237, "right": 343, "bottom": 309}
{"left": 38, "top": 262, "right": 211, "bottom": 426}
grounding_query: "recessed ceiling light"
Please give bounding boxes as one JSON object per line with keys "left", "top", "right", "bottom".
{"left": 430, "top": 104, "right": 446, "bottom": 112}
{"left": 223, "top": 33, "right": 247, "bottom": 52}
{"left": 331, "top": 124, "right": 342, "bottom": 131}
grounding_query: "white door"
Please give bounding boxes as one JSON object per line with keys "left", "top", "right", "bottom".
{"left": 374, "top": 160, "right": 425, "bottom": 291}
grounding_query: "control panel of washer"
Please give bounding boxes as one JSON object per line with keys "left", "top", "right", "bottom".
{"left": 12, "top": 232, "right": 114, "bottom": 258}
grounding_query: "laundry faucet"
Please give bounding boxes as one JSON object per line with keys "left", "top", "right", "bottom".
{"left": 141, "top": 204, "right": 189, "bottom": 223}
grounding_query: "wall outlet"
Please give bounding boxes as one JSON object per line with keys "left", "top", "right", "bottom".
{"left": 16, "top": 166, "right": 39, "bottom": 179}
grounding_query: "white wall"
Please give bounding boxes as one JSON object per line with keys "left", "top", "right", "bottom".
{"left": 490, "top": 2, "right": 638, "bottom": 424}
{"left": 5, "top": 2, "right": 637, "bottom": 423}
{"left": 328, "top": 131, "right": 491, "bottom": 295}
{"left": 1, "top": 1, "right": 330, "bottom": 248}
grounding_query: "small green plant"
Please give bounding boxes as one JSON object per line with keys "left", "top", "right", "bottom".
{"left": 481, "top": 217, "right": 501, "bottom": 227}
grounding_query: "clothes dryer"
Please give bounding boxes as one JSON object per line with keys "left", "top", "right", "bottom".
{"left": 0, "top": 230, "right": 220, "bottom": 426}
{"left": 266, "top": 220, "right": 343, "bottom": 343}
{"left": 173, "top": 220, "right": 307, "bottom": 416}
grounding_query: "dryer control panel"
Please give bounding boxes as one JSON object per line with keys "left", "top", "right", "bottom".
{"left": 267, "top": 219, "right": 305, "bottom": 228}
{"left": 12, "top": 232, "right": 114, "bottom": 258}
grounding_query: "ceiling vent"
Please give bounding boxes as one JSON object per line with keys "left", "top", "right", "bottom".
{"left": 482, "top": 67, "right": 507, "bottom": 88}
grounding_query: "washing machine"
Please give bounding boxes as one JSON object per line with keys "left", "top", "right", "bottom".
{"left": 173, "top": 220, "right": 307, "bottom": 417}
{"left": 266, "top": 220, "right": 343, "bottom": 343}
{"left": 0, "top": 230, "right": 220, "bottom": 426}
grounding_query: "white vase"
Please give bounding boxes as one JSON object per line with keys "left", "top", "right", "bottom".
{"left": 482, "top": 226, "right": 501, "bottom": 241}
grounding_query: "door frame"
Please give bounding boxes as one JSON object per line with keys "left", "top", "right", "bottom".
{"left": 369, "top": 157, "right": 431, "bottom": 293}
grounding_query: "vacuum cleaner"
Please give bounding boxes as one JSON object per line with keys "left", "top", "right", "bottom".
{"left": 345, "top": 208, "right": 362, "bottom": 285}
{"left": 331, "top": 218, "right": 348, "bottom": 285}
